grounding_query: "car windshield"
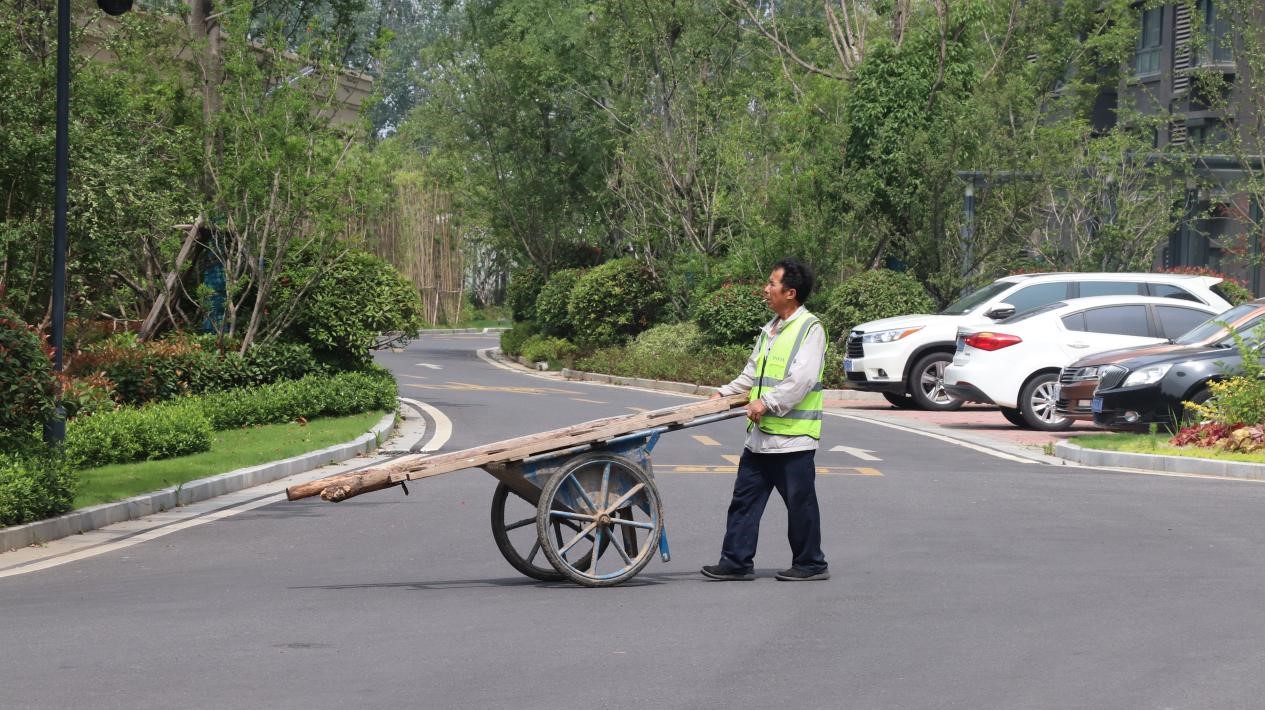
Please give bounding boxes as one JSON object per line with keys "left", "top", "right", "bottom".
{"left": 1175, "top": 303, "right": 1260, "bottom": 345}
{"left": 999, "top": 301, "right": 1066, "bottom": 324}
{"left": 939, "top": 281, "right": 1015, "bottom": 316}
{"left": 1213, "top": 314, "right": 1265, "bottom": 348}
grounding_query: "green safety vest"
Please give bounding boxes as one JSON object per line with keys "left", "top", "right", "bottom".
{"left": 749, "top": 311, "right": 826, "bottom": 439}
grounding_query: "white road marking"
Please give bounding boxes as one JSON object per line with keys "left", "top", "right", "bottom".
{"left": 826, "top": 411, "right": 1037, "bottom": 464}
{"left": 416, "top": 363, "right": 442, "bottom": 369}
{"left": 399, "top": 397, "right": 452, "bottom": 452}
{"left": 830, "top": 445, "right": 882, "bottom": 461}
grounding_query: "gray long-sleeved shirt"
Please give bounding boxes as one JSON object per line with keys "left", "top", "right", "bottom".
{"left": 716, "top": 305, "right": 826, "bottom": 454}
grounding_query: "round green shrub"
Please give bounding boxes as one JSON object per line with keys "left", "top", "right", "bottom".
{"left": 0, "top": 450, "right": 77, "bottom": 526}
{"left": 535, "top": 268, "right": 585, "bottom": 337}
{"left": 283, "top": 250, "right": 424, "bottom": 367}
{"left": 821, "top": 269, "right": 935, "bottom": 338}
{"left": 499, "top": 321, "right": 539, "bottom": 357}
{"left": 691, "top": 284, "right": 768, "bottom": 346}
{"left": 567, "top": 258, "right": 666, "bottom": 347}
{"left": 0, "top": 306, "right": 56, "bottom": 452}
{"left": 628, "top": 322, "right": 705, "bottom": 358}
{"left": 506, "top": 265, "right": 546, "bottom": 322}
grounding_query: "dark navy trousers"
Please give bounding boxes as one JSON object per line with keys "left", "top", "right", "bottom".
{"left": 719, "top": 448, "right": 827, "bottom": 574}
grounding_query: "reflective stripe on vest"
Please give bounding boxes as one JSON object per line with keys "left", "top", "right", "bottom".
{"left": 749, "top": 312, "right": 827, "bottom": 438}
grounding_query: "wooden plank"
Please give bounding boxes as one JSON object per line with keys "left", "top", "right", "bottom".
{"left": 285, "top": 393, "right": 749, "bottom": 503}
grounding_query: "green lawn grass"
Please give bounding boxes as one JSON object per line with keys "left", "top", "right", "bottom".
{"left": 73, "top": 411, "right": 388, "bottom": 508}
{"left": 422, "top": 318, "right": 510, "bottom": 330}
{"left": 1073, "top": 432, "right": 1265, "bottom": 463}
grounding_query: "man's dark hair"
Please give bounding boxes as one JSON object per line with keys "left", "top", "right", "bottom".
{"left": 774, "top": 258, "right": 814, "bottom": 304}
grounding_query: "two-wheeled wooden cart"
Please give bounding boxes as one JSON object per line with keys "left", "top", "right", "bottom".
{"left": 286, "top": 393, "right": 748, "bottom": 587}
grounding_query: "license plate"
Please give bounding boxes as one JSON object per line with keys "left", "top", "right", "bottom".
{"left": 1091, "top": 396, "right": 1103, "bottom": 414}
{"left": 844, "top": 357, "right": 857, "bottom": 373}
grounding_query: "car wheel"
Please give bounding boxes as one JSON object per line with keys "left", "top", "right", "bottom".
{"left": 1178, "top": 387, "right": 1213, "bottom": 429}
{"left": 882, "top": 392, "right": 917, "bottom": 409}
{"left": 1000, "top": 406, "right": 1029, "bottom": 428}
{"left": 908, "top": 352, "right": 964, "bottom": 411}
{"left": 1019, "top": 372, "right": 1073, "bottom": 431}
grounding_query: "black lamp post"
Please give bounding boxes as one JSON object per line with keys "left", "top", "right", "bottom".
{"left": 46, "top": 0, "right": 132, "bottom": 445}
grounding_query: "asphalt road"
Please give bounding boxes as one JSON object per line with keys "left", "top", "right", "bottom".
{"left": 4, "top": 334, "right": 1265, "bottom": 709}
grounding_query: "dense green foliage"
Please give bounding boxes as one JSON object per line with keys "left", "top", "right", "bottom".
{"left": 198, "top": 369, "right": 397, "bottom": 430}
{"left": 691, "top": 284, "right": 768, "bottom": 347}
{"left": 535, "top": 268, "right": 585, "bottom": 337}
{"left": 278, "top": 250, "right": 424, "bottom": 366}
{"left": 821, "top": 270, "right": 937, "bottom": 338}
{"left": 499, "top": 321, "right": 540, "bottom": 357}
{"left": 519, "top": 335, "right": 578, "bottom": 366}
{"left": 0, "top": 306, "right": 55, "bottom": 452}
{"left": 627, "top": 322, "right": 706, "bottom": 360}
{"left": 0, "top": 450, "right": 77, "bottom": 527}
{"left": 65, "top": 400, "right": 214, "bottom": 470}
{"left": 567, "top": 259, "right": 665, "bottom": 347}
{"left": 506, "top": 266, "right": 546, "bottom": 323}
{"left": 575, "top": 345, "right": 750, "bottom": 388}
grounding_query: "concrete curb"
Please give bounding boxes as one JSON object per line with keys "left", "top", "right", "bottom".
{"left": 1055, "top": 440, "right": 1265, "bottom": 480}
{"left": 0, "top": 409, "right": 398, "bottom": 553}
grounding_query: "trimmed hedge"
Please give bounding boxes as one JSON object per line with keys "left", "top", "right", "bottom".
{"left": 500, "top": 321, "right": 539, "bottom": 357}
{"left": 691, "top": 284, "right": 768, "bottom": 346}
{"left": 519, "top": 335, "right": 578, "bottom": 365}
{"left": 628, "top": 322, "right": 705, "bottom": 358}
{"left": 568, "top": 258, "right": 665, "bottom": 347}
{"left": 0, "top": 451, "right": 77, "bottom": 527}
{"left": 575, "top": 344, "right": 750, "bottom": 387}
{"left": 199, "top": 369, "right": 397, "bottom": 430}
{"left": 64, "top": 400, "right": 214, "bottom": 470}
{"left": 821, "top": 269, "right": 935, "bottom": 339}
{"left": 535, "top": 268, "right": 585, "bottom": 337}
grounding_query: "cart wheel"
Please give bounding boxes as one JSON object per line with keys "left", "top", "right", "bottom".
{"left": 490, "top": 483, "right": 565, "bottom": 581}
{"left": 536, "top": 452, "right": 663, "bottom": 588}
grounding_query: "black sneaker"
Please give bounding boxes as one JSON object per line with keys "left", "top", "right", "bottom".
{"left": 775, "top": 567, "right": 830, "bottom": 581}
{"left": 701, "top": 564, "right": 754, "bottom": 581}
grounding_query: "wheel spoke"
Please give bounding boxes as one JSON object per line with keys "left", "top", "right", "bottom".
{"left": 526, "top": 539, "right": 542, "bottom": 564}
{"left": 604, "top": 482, "right": 646, "bottom": 513}
{"left": 559, "top": 521, "right": 599, "bottom": 557}
{"left": 549, "top": 510, "right": 597, "bottom": 523}
{"left": 504, "top": 516, "right": 535, "bottom": 532}
{"left": 598, "top": 462, "right": 611, "bottom": 511}
{"left": 607, "top": 516, "right": 654, "bottom": 530}
{"left": 566, "top": 474, "right": 599, "bottom": 514}
{"left": 589, "top": 525, "right": 603, "bottom": 574}
{"left": 609, "top": 527, "right": 633, "bottom": 566}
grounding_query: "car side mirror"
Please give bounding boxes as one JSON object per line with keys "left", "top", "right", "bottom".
{"left": 984, "top": 303, "right": 1016, "bottom": 320}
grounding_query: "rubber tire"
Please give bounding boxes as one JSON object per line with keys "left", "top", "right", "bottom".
{"left": 1018, "top": 372, "right": 1073, "bottom": 431}
{"left": 1177, "top": 387, "right": 1213, "bottom": 430}
{"left": 999, "top": 406, "right": 1029, "bottom": 428}
{"left": 536, "top": 452, "right": 662, "bottom": 588}
{"left": 490, "top": 482, "right": 565, "bottom": 582}
{"left": 882, "top": 392, "right": 918, "bottom": 409}
{"left": 908, "top": 352, "right": 965, "bottom": 411}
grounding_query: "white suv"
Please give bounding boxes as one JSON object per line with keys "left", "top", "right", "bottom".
{"left": 842, "top": 272, "right": 1234, "bottom": 410}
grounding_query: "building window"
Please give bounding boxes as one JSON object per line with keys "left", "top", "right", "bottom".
{"left": 1135, "top": 7, "right": 1163, "bottom": 75}
{"left": 1196, "top": 0, "right": 1233, "bottom": 65}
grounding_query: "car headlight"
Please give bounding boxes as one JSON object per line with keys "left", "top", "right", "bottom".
{"left": 861, "top": 326, "right": 924, "bottom": 344}
{"left": 1122, "top": 364, "right": 1172, "bottom": 387}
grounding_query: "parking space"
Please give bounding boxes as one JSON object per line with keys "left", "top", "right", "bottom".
{"left": 825, "top": 397, "right": 1098, "bottom": 450}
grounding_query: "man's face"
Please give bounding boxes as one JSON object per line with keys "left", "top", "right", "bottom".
{"left": 763, "top": 267, "right": 796, "bottom": 313}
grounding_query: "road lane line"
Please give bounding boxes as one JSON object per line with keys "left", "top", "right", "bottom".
{"left": 399, "top": 397, "right": 451, "bottom": 452}
{"left": 572, "top": 398, "right": 607, "bottom": 404}
{"left": 692, "top": 435, "right": 720, "bottom": 446}
{"left": 657, "top": 465, "right": 880, "bottom": 476}
{"left": 825, "top": 411, "right": 1037, "bottom": 464}
{"left": 721, "top": 454, "right": 740, "bottom": 465}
